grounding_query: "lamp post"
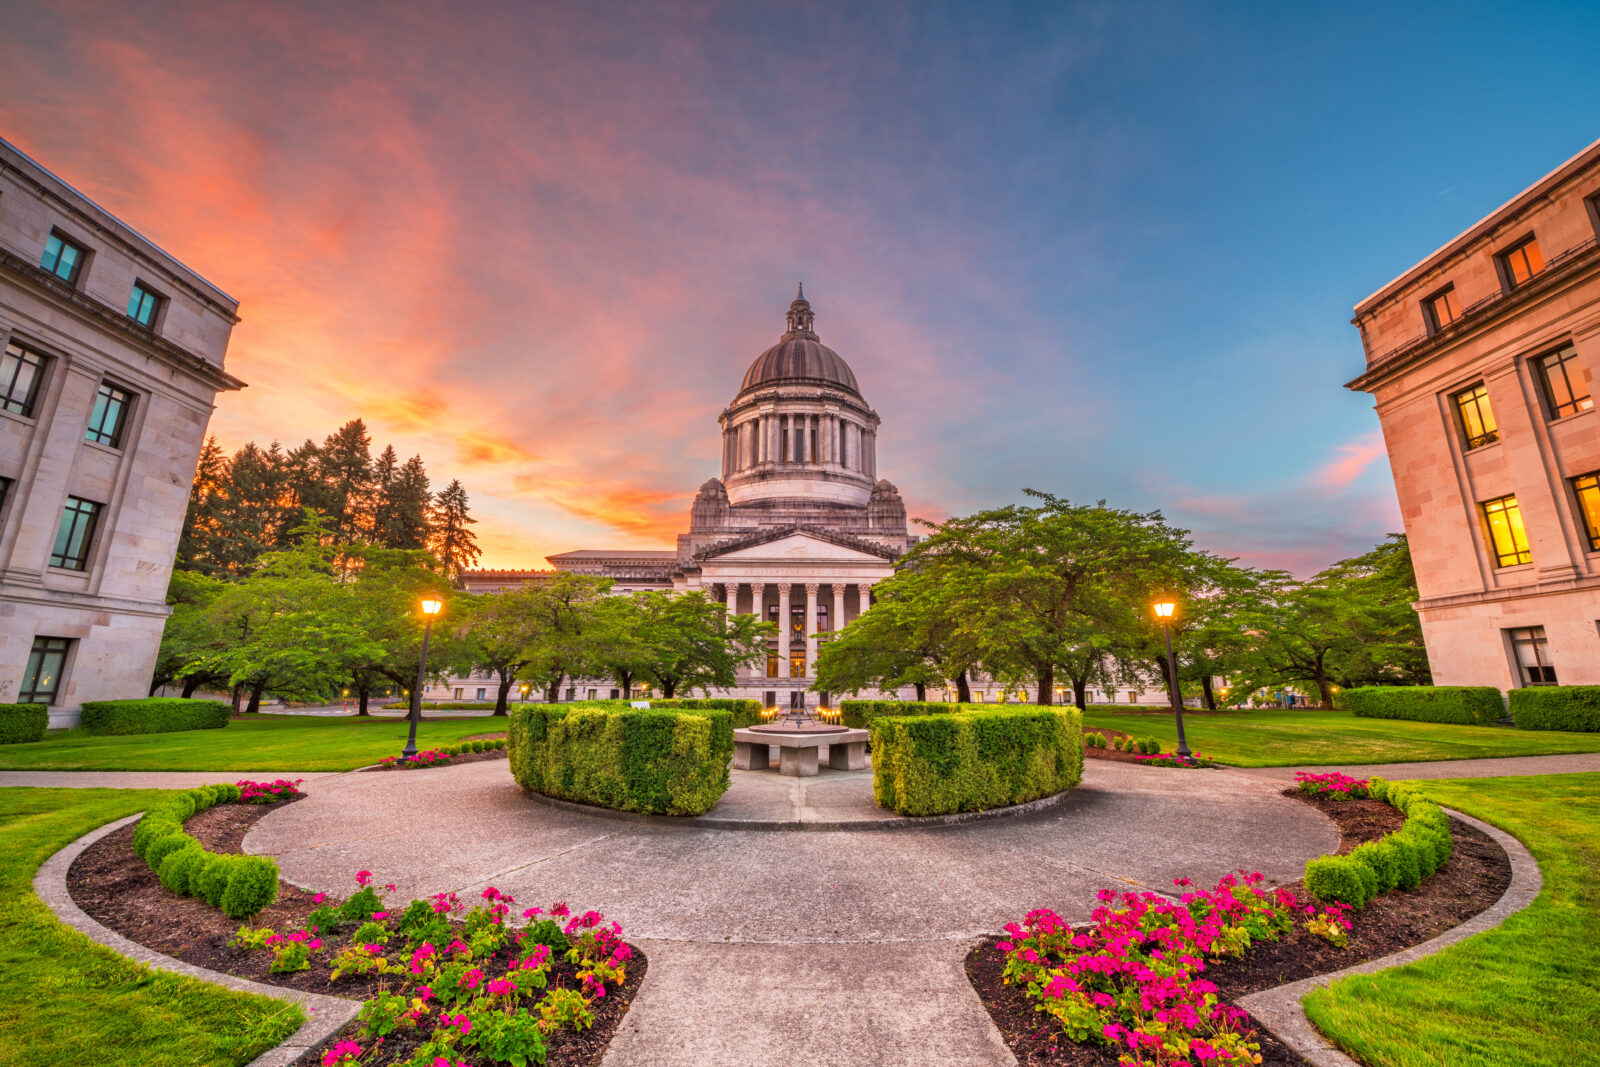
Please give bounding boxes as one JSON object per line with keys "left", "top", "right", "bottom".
{"left": 1152, "top": 599, "right": 1191, "bottom": 758}
{"left": 404, "top": 597, "right": 444, "bottom": 759}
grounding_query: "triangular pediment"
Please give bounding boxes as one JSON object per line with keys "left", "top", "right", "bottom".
{"left": 694, "top": 523, "right": 899, "bottom": 562}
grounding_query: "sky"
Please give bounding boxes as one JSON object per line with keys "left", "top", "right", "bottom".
{"left": 4, "top": 0, "right": 1599, "bottom": 574}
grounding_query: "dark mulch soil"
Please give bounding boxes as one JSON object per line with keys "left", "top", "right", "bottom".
{"left": 965, "top": 791, "right": 1512, "bottom": 1067}
{"left": 359, "top": 748, "right": 509, "bottom": 773}
{"left": 68, "top": 799, "right": 645, "bottom": 1066}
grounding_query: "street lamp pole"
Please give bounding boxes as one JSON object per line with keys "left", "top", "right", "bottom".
{"left": 1153, "top": 599, "right": 1191, "bottom": 758}
{"left": 404, "top": 598, "right": 443, "bottom": 759}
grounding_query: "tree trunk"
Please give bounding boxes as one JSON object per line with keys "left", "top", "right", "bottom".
{"left": 357, "top": 682, "right": 370, "bottom": 716}
{"left": 245, "top": 680, "right": 265, "bottom": 714}
{"left": 1201, "top": 675, "right": 1217, "bottom": 711}
{"left": 545, "top": 672, "right": 564, "bottom": 704}
{"left": 494, "top": 673, "right": 513, "bottom": 716}
{"left": 230, "top": 682, "right": 245, "bottom": 716}
{"left": 1036, "top": 662, "right": 1054, "bottom": 705}
{"left": 1072, "top": 678, "right": 1087, "bottom": 710}
{"left": 955, "top": 669, "right": 972, "bottom": 703}
{"left": 662, "top": 678, "right": 677, "bottom": 698}
{"left": 181, "top": 677, "right": 202, "bottom": 699}
{"left": 618, "top": 672, "right": 633, "bottom": 701}
{"left": 914, "top": 681, "right": 927, "bottom": 700}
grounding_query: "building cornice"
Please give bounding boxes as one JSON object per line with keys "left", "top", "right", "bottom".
{"left": 0, "top": 250, "right": 246, "bottom": 394}
{"left": 1345, "top": 239, "right": 1600, "bottom": 394}
{"left": 692, "top": 522, "right": 900, "bottom": 562}
{"left": 1415, "top": 571, "right": 1600, "bottom": 612}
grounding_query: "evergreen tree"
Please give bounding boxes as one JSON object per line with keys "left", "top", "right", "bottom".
{"left": 214, "top": 442, "right": 282, "bottom": 575}
{"left": 378, "top": 454, "right": 432, "bottom": 549}
{"left": 316, "top": 419, "right": 375, "bottom": 547}
{"left": 428, "top": 479, "right": 481, "bottom": 581}
{"left": 176, "top": 436, "right": 227, "bottom": 575}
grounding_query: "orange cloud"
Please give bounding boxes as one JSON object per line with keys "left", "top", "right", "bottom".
{"left": 1314, "top": 432, "right": 1389, "bottom": 490}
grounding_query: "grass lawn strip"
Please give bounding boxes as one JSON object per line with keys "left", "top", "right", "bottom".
{"left": 0, "top": 715, "right": 509, "bottom": 773}
{"left": 0, "top": 787, "right": 302, "bottom": 1067}
{"left": 1079, "top": 708, "right": 1600, "bottom": 767}
{"left": 1303, "top": 772, "right": 1600, "bottom": 1067}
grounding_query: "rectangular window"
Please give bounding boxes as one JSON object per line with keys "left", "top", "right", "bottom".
{"left": 1, "top": 340, "right": 47, "bottom": 418}
{"left": 126, "top": 282, "right": 162, "bottom": 326}
{"left": 1423, "top": 285, "right": 1460, "bottom": 334}
{"left": 609, "top": 688, "right": 619, "bottom": 700}
{"left": 85, "top": 382, "right": 133, "bottom": 448}
{"left": 1534, "top": 344, "right": 1593, "bottom": 420}
{"left": 40, "top": 231, "right": 85, "bottom": 285}
{"left": 764, "top": 690, "right": 776, "bottom": 708}
{"left": 453, "top": 687, "right": 462, "bottom": 700}
{"left": 766, "top": 653, "right": 779, "bottom": 677}
{"left": 1499, "top": 236, "right": 1545, "bottom": 289}
{"left": 1507, "top": 626, "right": 1557, "bottom": 686}
{"left": 790, "top": 653, "right": 806, "bottom": 678}
{"left": 972, "top": 691, "right": 985, "bottom": 702}
{"left": 1453, "top": 383, "right": 1499, "bottom": 449}
{"left": 0, "top": 476, "right": 10, "bottom": 513}
{"left": 476, "top": 687, "right": 486, "bottom": 700}
{"left": 586, "top": 688, "right": 597, "bottom": 700}
{"left": 565, "top": 687, "right": 576, "bottom": 700}
{"left": 21, "top": 637, "right": 72, "bottom": 703}
{"left": 1573, "top": 472, "right": 1600, "bottom": 552}
{"left": 1481, "top": 494, "right": 1532, "bottom": 567}
{"left": 50, "top": 497, "right": 101, "bottom": 571}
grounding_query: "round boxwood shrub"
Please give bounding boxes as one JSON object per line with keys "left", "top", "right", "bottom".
{"left": 1305, "top": 854, "right": 1371, "bottom": 908}
{"left": 194, "top": 854, "right": 236, "bottom": 908}
{"left": 144, "top": 831, "right": 197, "bottom": 871}
{"left": 219, "top": 856, "right": 280, "bottom": 919}
{"left": 1387, "top": 834, "right": 1424, "bottom": 891}
{"left": 158, "top": 843, "right": 204, "bottom": 894}
{"left": 132, "top": 814, "right": 182, "bottom": 862}
{"left": 1349, "top": 840, "right": 1400, "bottom": 893}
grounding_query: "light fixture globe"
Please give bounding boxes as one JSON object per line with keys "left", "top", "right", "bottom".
{"left": 1153, "top": 599, "right": 1176, "bottom": 619}
{"left": 421, "top": 598, "right": 443, "bottom": 616}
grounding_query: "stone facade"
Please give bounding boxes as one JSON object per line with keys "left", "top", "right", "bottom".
{"left": 1349, "top": 137, "right": 1600, "bottom": 689}
{"left": 0, "top": 138, "right": 242, "bottom": 725}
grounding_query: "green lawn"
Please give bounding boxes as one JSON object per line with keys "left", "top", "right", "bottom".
{"left": 0, "top": 714, "right": 508, "bottom": 772}
{"left": 1303, "top": 773, "right": 1600, "bottom": 1067}
{"left": 1078, "top": 706, "right": 1600, "bottom": 767}
{"left": 0, "top": 787, "right": 302, "bottom": 1067}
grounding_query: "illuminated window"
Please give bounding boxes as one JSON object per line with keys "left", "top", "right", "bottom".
{"left": 1127, "top": 691, "right": 1136, "bottom": 702}
{"left": 1423, "top": 285, "right": 1460, "bottom": 334}
{"left": 1453, "top": 384, "right": 1498, "bottom": 449}
{"left": 1535, "top": 345, "right": 1592, "bottom": 420}
{"left": 766, "top": 654, "right": 779, "bottom": 678}
{"left": 1507, "top": 626, "right": 1557, "bottom": 686}
{"left": 972, "top": 691, "right": 984, "bottom": 702}
{"left": 40, "top": 231, "right": 85, "bottom": 284}
{"left": 1, "top": 340, "right": 47, "bottom": 417}
{"left": 1573, "top": 472, "right": 1600, "bottom": 552}
{"left": 21, "top": 637, "right": 71, "bottom": 704}
{"left": 1499, "top": 236, "right": 1545, "bottom": 289}
{"left": 126, "top": 281, "right": 162, "bottom": 326}
{"left": 85, "top": 383, "right": 133, "bottom": 447}
{"left": 790, "top": 653, "right": 806, "bottom": 678}
{"left": 51, "top": 497, "right": 101, "bottom": 570}
{"left": 1481, "top": 495, "right": 1532, "bottom": 567}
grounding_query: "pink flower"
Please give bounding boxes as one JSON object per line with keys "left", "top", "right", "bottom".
{"left": 356, "top": 871, "right": 373, "bottom": 888}
{"left": 312, "top": 893, "right": 328, "bottom": 905}
{"left": 487, "top": 977, "right": 517, "bottom": 996}
{"left": 417, "top": 985, "right": 434, "bottom": 999}
{"left": 320, "top": 1040, "right": 361, "bottom": 1066}
{"left": 458, "top": 968, "right": 484, "bottom": 991}
{"left": 550, "top": 902, "right": 570, "bottom": 918}
{"left": 372, "top": 912, "right": 388, "bottom": 921}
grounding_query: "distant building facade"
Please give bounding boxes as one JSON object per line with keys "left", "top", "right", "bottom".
{"left": 1349, "top": 138, "right": 1600, "bottom": 689}
{"left": 448, "top": 290, "right": 1171, "bottom": 708}
{"left": 0, "top": 138, "right": 243, "bottom": 725}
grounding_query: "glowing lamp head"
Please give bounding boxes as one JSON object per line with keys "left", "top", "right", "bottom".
{"left": 421, "top": 598, "right": 443, "bottom": 616}
{"left": 1153, "top": 599, "right": 1176, "bottom": 619}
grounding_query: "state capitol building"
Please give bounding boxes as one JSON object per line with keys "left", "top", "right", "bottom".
{"left": 442, "top": 289, "right": 1169, "bottom": 709}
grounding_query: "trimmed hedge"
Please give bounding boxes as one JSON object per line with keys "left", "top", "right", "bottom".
{"left": 840, "top": 700, "right": 974, "bottom": 730}
{"left": 1303, "top": 776, "right": 1454, "bottom": 909}
{"left": 642, "top": 698, "right": 764, "bottom": 729}
{"left": 1509, "top": 686, "right": 1600, "bottom": 732}
{"left": 80, "top": 698, "right": 231, "bottom": 736}
{"left": 1342, "top": 686, "right": 1503, "bottom": 726}
{"left": 132, "top": 783, "right": 280, "bottom": 919}
{"left": 0, "top": 703, "right": 49, "bottom": 744}
{"left": 508, "top": 703, "right": 733, "bottom": 815}
{"left": 871, "top": 706, "right": 1084, "bottom": 816}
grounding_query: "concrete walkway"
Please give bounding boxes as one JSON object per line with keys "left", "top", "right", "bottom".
{"left": 244, "top": 760, "right": 1336, "bottom": 1065}
{"left": 0, "top": 770, "right": 345, "bottom": 789}
{"left": 1237, "top": 751, "right": 1600, "bottom": 781}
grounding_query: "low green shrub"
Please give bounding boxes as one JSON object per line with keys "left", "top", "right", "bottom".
{"left": 220, "top": 857, "right": 281, "bottom": 920}
{"left": 1508, "top": 686, "right": 1600, "bottom": 732}
{"left": 508, "top": 704, "right": 733, "bottom": 815}
{"left": 642, "top": 698, "right": 764, "bottom": 729}
{"left": 79, "top": 698, "right": 230, "bottom": 736}
{"left": 1084, "top": 732, "right": 1108, "bottom": 748}
{"left": 871, "top": 707, "right": 1084, "bottom": 816}
{"left": 1134, "top": 736, "right": 1160, "bottom": 755}
{"left": 144, "top": 831, "right": 196, "bottom": 870}
{"left": 1342, "top": 686, "right": 1503, "bottom": 726}
{"left": 839, "top": 700, "right": 968, "bottom": 730}
{"left": 131, "top": 783, "right": 278, "bottom": 918}
{"left": 0, "top": 703, "right": 49, "bottom": 744}
{"left": 195, "top": 854, "right": 236, "bottom": 908}
{"left": 1349, "top": 840, "right": 1399, "bottom": 893}
{"left": 157, "top": 844, "right": 205, "bottom": 894}
{"left": 1304, "top": 854, "right": 1371, "bottom": 908}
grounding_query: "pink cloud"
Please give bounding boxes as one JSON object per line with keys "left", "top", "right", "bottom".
{"left": 1314, "top": 431, "right": 1388, "bottom": 490}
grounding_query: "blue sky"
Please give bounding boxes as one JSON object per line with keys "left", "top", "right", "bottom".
{"left": 3, "top": 0, "right": 1598, "bottom": 571}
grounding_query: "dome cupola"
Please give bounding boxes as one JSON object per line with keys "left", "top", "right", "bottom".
{"left": 737, "top": 285, "right": 862, "bottom": 397}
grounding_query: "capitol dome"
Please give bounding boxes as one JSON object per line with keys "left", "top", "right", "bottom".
{"left": 737, "top": 286, "right": 861, "bottom": 397}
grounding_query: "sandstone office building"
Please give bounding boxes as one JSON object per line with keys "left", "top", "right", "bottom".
{"left": 0, "top": 138, "right": 241, "bottom": 726}
{"left": 1350, "top": 137, "right": 1600, "bottom": 689}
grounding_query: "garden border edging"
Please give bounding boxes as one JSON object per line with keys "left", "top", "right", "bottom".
{"left": 1237, "top": 807, "right": 1542, "bottom": 1067}
{"left": 33, "top": 811, "right": 361, "bottom": 1067}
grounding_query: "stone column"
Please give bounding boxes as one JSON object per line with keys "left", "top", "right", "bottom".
{"left": 857, "top": 583, "right": 871, "bottom": 617}
{"left": 805, "top": 582, "right": 819, "bottom": 676}
{"left": 777, "top": 583, "right": 792, "bottom": 677}
{"left": 831, "top": 583, "right": 845, "bottom": 637}
{"left": 725, "top": 581, "right": 738, "bottom": 615}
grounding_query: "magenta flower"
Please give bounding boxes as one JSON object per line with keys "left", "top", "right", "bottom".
{"left": 355, "top": 870, "right": 372, "bottom": 888}
{"left": 487, "top": 977, "right": 517, "bottom": 996}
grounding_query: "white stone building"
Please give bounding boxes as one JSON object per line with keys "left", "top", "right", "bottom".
{"left": 0, "top": 138, "right": 242, "bottom": 726}
{"left": 443, "top": 290, "right": 1170, "bottom": 708}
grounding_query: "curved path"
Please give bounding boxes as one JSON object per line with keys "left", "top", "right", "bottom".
{"left": 245, "top": 761, "right": 1335, "bottom": 1066}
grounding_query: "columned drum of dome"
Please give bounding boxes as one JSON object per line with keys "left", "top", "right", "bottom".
{"left": 720, "top": 286, "right": 881, "bottom": 508}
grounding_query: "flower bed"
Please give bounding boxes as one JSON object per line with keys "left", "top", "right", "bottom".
{"left": 239, "top": 778, "right": 305, "bottom": 803}
{"left": 131, "top": 783, "right": 282, "bottom": 920}
{"left": 66, "top": 800, "right": 645, "bottom": 1066}
{"left": 1294, "top": 771, "right": 1369, "bottom": 800}
{"left": 967, "top": 784, "right": 1512, "bottom": 1066}
{"left": 374, "top": 739, "right": 508, "bottom": 771}
{"left": 1131, "top": 752, "right": 1218, "bottom": 769}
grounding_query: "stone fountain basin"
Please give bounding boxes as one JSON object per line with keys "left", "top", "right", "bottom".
{"left": 733, "top": 726, "right": 869, "bottom": 776}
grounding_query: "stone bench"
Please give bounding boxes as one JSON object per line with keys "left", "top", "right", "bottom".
{"left": 732, "top": 726, "right": 869, "bottom": 777}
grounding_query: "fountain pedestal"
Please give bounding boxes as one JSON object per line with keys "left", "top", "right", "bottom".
{"left": 733, "top": 724, "right": 869, "bottom": 777}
